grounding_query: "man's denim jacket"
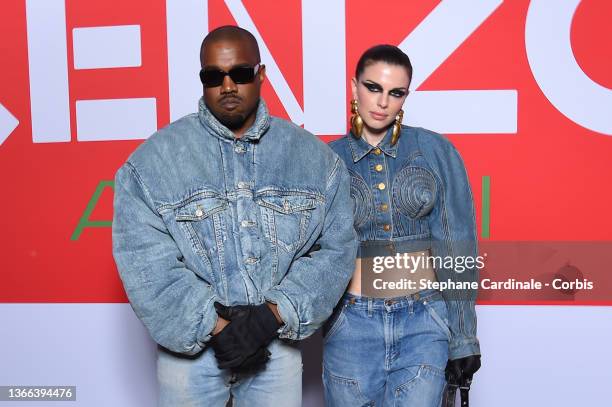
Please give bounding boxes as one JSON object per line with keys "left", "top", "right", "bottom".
{"left": 112, "top": 98, "right": 357, "bottom": 355}
{"left": 329, "top": 126, "right": 480, "bottom": 360}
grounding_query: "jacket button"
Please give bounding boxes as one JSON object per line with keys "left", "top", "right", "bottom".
{"left": 383, "top": 224, "right": 391, "bottom": 231}
{"left": 375, "top": 164, "right": 383, "bottom": 172}
{"left": 377, "top": 182, "right": 386, "bottom": 190}
{"left": 380, "top": 203, "right": 388, "bottom": 212}
{"left": 373, "top": 148, "right": 382, "bottom": 155}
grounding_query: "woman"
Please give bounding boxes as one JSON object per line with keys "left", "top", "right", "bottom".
{"left": 323, "top": 45, "right": 481, "bottom": 406}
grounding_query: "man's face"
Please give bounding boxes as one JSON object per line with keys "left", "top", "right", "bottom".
{"left": 200, "top": 38, "right": 265, "bottom": 134}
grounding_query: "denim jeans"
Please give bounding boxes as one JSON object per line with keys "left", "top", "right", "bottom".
{"left": 322, "top": 289, "right": 449, "bottom": 407}
{"left": 157, "top": 339, "right": 302, "bottom": 407}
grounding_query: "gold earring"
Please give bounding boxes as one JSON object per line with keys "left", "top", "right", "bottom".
{"left": 350, "top": 99, "right": 363, "bottom": 138}
{"left": 391, "top": 109, "right": 404, "bottom": 146}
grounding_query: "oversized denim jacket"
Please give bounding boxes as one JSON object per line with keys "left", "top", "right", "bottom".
{"left": 329, "top": 126, "right": 480, "bottom": 360}
{"left": 112, "top": 98, "right": 357, "bottom": 355}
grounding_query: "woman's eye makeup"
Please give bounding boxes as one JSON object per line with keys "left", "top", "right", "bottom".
{"left": 362, "top": 81, "right": 407, "bottom": 97}
{"left": 362, "top": 81, "right": 382, "bottom": 92}
{"left": 389, "top": 89, "right": 407, "bottom": 98}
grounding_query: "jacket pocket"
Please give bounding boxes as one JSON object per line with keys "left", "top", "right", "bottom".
{"left": 174, "top": 195, "right": 228, "bottom": 273}
{"left": 175, "top": 196, "right": 226, "bottom": 221}
{"left": 256, "top": 192, "right": 318, "bottom": 253}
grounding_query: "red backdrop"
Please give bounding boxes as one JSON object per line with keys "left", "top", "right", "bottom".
{"left": 1, "top": 0, "right": 611, "bottom": 302}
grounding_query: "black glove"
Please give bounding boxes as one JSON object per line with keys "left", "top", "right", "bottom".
{"left": 232, "top": 346, "right": 271, "bottom": 374}
{"left": 445, "top": 355, "right": 481, "bottom": 386}
{"left": 445, "top": 356, "right": 480, "bottom": 407}
{"left": 209, "top": 302, "right": 281, "bottom": 371}
{"left": 209, "top": 326, "right": 264, "bottom": 372}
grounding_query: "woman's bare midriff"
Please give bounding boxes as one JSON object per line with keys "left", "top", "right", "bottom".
{"left": 347, "top": 253, "right": 438, "bottom": 297}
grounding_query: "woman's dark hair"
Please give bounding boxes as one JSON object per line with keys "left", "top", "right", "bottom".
{"left": 355, "top": 44, "right": 413, "bottom": 82}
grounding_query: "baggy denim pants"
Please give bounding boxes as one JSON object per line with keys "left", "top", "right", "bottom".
{"left": 323, "top": 289, "right": 449, "bottom": 407}
{"left": 157, "top": 339, "right": 302, "bottom": 407}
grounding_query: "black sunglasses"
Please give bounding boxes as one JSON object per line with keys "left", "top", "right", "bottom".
{"left": 199, "top": 64, "right": 262, "bottom": 87}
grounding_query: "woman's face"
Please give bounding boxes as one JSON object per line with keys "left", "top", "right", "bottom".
{"left": 352, "top": 61, "right": 410, "bottom": 136}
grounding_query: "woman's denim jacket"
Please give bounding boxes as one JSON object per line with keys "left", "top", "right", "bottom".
{"left": 112, "top": 98, "right": 357, "bottom": 355}
{"left": 329, "top": 126, "right": 480, "bottom": 360}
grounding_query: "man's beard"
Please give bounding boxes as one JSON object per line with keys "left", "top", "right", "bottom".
{"left": 217, "top": 112, "right": 246, "bottom": 130}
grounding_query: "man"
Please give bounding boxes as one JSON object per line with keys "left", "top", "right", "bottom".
{"left": 112, "top": 25, "right": 356, "bottom": 406}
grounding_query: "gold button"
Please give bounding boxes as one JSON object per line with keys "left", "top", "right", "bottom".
{"left": 377, "top": 182, "right": 386, "bottom": 190}
{"left": 375, "top": 164, "right": 383, "bottom": 172}
{"left": 380, "top": 203, "right": 388, "bottom": 212}
{"left": 373, "top": 148, "right": 382, "bottom": 155}
{"left": 383, "top": 224, "right": 391, "bottom": 231}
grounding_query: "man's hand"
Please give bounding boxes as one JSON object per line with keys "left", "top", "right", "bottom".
{"left": 266, "top": 302, "right": 283, "bottom": 324}
{"left": 212, "top": 316, "right": 230, "bottom": 335}
{"left": 208, "top": 302, "right": 282, "bottom": 371}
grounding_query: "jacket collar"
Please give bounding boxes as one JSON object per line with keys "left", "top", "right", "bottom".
{"left": 198, "top": 96, "right": 270, "bottom": 142}
{"left": 347, "top": 126, "right": 399, "bottom": 162}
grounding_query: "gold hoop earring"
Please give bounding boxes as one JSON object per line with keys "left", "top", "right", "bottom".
{"left": 350, "top": 99, "right": 363, "bottom": 138}
{"left": 391, "top": 109, "right": 404, "bottom": 146}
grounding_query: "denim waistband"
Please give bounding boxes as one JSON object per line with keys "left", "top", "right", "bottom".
{"left": 340, "top": 288, "right": 443, "bottom": 310}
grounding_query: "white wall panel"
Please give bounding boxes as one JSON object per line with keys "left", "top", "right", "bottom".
{"left": 1, "top": 305, "right": 610, "bottom": 406}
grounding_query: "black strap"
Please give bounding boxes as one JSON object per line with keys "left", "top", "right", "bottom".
{"left": 460, "top": 386, "right": 469, "bottom": 407}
